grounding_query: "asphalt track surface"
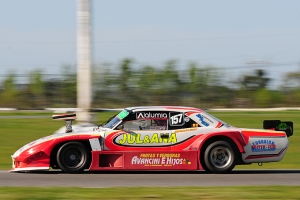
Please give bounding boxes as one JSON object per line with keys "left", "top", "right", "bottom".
{"left": 1, "top": 170, "right": 300, "bottom": 187}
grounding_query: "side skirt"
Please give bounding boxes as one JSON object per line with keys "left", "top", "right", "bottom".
{"left": 89, "top": 151, "right": 198, "bottom": 171}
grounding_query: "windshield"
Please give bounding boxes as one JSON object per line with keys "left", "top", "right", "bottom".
{"left": 102, "top": 109, "right": 130, "bottom": 129}
{"left": 103, "top": 117, "right": 121, "bottom": 129}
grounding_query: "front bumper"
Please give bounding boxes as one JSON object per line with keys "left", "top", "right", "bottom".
{"left": 11, "top": 152, "right": 50, "bottom": 172}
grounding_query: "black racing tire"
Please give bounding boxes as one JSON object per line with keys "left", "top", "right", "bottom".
{"left": 200, "top": 159, "right": 211, "bottom": 173}
{"left": 200, "top": 151, "right": 211, "bottom": 173}
{"left": 56, "top": 142, "right": 91, "bottom": 173}
{"left": 204, "top": 141, "right": 235, "bottom": 174}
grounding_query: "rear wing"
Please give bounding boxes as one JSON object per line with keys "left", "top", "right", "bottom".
{"left": 263, "top": 120, "right": 293, "bottom": 137}
{"left": 52, "top": 113, "right": 76, "bottom": 133}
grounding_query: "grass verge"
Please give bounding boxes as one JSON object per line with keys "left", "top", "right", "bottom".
{"left": 0, "top": 186, "right": 300, "bottom": 199}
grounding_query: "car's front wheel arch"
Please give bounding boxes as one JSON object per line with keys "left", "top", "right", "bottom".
{"left": 51, "top": 141, "right": 91, "bottom": 173}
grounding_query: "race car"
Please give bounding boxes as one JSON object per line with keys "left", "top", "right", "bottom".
{"left": 11, "top": 106, "right": 293, "bottom": 174}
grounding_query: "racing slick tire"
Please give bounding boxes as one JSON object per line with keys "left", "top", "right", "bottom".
{"left": 204, "top": 141, "right": 235, "bottom": 173}
{"left": 57, "top": 142, "right": 91, "bottom": 173}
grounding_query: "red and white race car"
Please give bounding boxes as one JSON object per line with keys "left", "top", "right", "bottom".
{"left": 11, "top": 106, "right": 293, "bottom": 173}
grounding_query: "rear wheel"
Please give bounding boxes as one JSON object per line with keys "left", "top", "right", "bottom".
{"left": 56, "top": 142, "right": 91, "bottom": 173}
{"left": 204, "top": 141, "right": 235, "bottom": 173}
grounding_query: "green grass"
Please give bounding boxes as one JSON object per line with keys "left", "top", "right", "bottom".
{"left": 0, "top": 111, "right": 299, "bottom": 170}
{"left": 0, "top": 186, "right": 300, "bottom": 199}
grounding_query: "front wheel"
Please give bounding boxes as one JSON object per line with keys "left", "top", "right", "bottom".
{"left": 56, "top": 142, "right": 91, "bottom": 173}
{"left": 204, "top": 141, "right": 235, "bottom": 173}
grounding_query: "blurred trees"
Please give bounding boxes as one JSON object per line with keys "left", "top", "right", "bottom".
{"left": 23, "top": 70, "right": 45, "bottom": 108}
{"left": 0, "top": 74, "right": 19, "bottom": 107}
{"left": 0, "top": 60, "right": 299, "bottom": 108}
{"left": 240, "top": 69, "right": 270, "bottom": 90}
{"left": 281, "top": 70, "right": 300, "bottom": 106}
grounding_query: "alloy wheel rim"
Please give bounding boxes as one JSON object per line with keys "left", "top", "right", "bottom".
{"left": 62, "top": 146, "right": 85, "bottom": 168}
{"left": 209, "top": 146, "right": 232, "bottom": 168}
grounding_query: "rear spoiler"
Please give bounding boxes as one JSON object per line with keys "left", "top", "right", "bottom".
{"left": 263, "top": 120, "right": 293, "bottom": 137}
{"left": 52, "top": 113, "right": 76, "bottom": 133}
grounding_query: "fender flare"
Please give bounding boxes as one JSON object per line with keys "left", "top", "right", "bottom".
{"left": 189, "top": 131, "right": 246, "bottom": 170}
{"left": 190, "top": 131, "right": 246, "bottom": 152}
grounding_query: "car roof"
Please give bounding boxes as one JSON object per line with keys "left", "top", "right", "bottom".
{"left": 125, "top": 106, "right": 204, "bottom": 113}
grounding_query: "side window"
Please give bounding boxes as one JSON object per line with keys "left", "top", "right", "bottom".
{"left": 122, "top": 119, "right": 168, "bottom": 130}
{"left": 119, "top": 111, "right": 169, "bottom": 130}
{"left": 118, "top": 111, "right": 200, "bottom": 131}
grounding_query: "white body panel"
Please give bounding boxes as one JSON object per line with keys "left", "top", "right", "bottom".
{"left": 242, "top": 136, "right": 289, "bottom": 163}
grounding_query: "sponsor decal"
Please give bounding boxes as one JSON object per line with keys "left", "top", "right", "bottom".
{"left": 251, "top": 140, "right": 276, "bottom": 152}
{"left": 117, "top": 110, "right": 129, "bottom": 119}
{"left": 184, "top": 117, "right": 190, "bottom": 122}
{"left": 136, "top": 112, "right": 168, "bottom": 119}
{"left": 118, "top": 133, "right": 177, "bottom": 145}
{"left": 131, "top": 153, "right": 191, "bottom": 166}
{"left": 174, "top": 128, "right": 197, "bottom": 133}
{"left": 196, "top": 114, "right": 209, "bottom": 127}
{"left": 201, "top": 115, "right": 214, "bottom": 123}
{"left": 149, "top": 126, "right": 167, "bottom": 130}
{"left": 276, "top": 123, "right": 289, "bottom": 131}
